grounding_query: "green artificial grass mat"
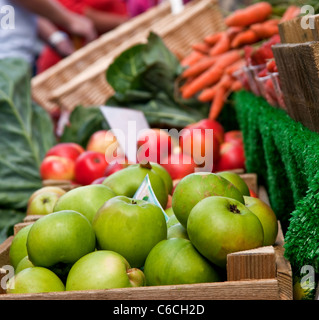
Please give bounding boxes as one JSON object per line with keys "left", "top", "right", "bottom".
{"left": 234, "top": 90, "right": 319, "bottom": 273}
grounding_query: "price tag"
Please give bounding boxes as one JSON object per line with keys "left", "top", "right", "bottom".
{"left": 100, "top": 106, "right": 150, "bottom": 163}
{"left": 133, "top": 174, "right": 169, "bottom": 221}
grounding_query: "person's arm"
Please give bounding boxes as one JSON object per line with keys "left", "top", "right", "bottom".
{"left": 12, "top": 0, "right": 97, "bottom": 42}
{"left": 84, "top": 8, "right": 129, "bottom": 34}
{"left": 37, "top": 17, "right": 75, "bottom": 58}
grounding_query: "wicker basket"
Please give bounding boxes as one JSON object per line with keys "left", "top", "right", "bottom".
{"left": 31, "top": 0, "right": 225, "bottom": 112}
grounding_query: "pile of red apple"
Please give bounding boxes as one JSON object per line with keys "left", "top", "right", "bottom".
{"left": 136, "top": 119, "right": 246, "bottom": 181}
{"left": 40, "top": 131, "right": 122, "bottom": 186}
{"left": 40, "top": 119, "right": 246, "bottom": 187}
{"left": 7, "top": 159, "right": 278, "bottom": 293}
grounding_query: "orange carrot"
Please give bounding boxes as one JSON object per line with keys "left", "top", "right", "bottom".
{"left": 225, "top": 2, "right": 272, "bottom": 27}
{"left": 181, "top": 51, "right": 205, "bottom": 67}
{"left": 225, "top": 59, "right": 245, "bottom": 75}
{"left": 198, "top": 73, "right": 234, "bottom": 102}
{"left": 209, "top": 86, "right": 227, "bottom": 120}
{"left": 231, "top": 29, "right": 260, "bottom": 49}
{"left": 191, "top": 42, "right": 211, "bottom": 54}
{"left": 231, "top": 80, "right": 243, "bottom": 92}
{"left": 198, "top": 83, "right": 219, "bottom": 102}
{"left": 182, "top": 56, "right": 218, "bottom": 78}
{"left": 250, "top": 20, "right": 279, "bottom": 39}
{"left": 214, "top": 49, "right": 243, "bottom": 69}
{"left": 180, "top": 76, "right": 195, "bottom": 93}
{"left": 182, "top": 65, "right": 224, "bottom": 99}
{"left": 204, "top": 32, "right": 223, "bottom": 45}
{"left": 226, "top": 26, "right": 244, "bottom": 41}
{"left": 219, "top": 73, "right": 234, "bottom": 89}
{"left": 209, "top": 32, "right": 231, "bottom": 56}
{"left": 280, "top": 5, "right": 301, "bottom": 22}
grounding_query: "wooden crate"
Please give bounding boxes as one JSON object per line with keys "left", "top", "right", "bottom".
{"left": 31, "top": 0, "right": 225, "bottom": 113}
{"left": 0, "top": 181, "right": 293, "bottom": 300}
{"left": 273, "top": 15, "right": 319, "bottom": 133}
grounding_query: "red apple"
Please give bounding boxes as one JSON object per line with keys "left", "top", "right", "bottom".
{"left": 161, "top": 152, "right": 197, "bottom": 181}
{"left": 40, "top": 156, "right": 75, "bottom": 181}
{"left": 104, "top": 157, "right": 131, "bottom": 177}
{"left": 74, "top": 151, "right": 108, "bottom": 185}
{"left": 45, "top": 143, "right": 84, "bottom": 162}
{"left": 180, "top": 122, "right": 220, "bottom": 170}
{"left": 249, "top": 188, "right": 258, "bottom": 198}
{"left": 224, "top": 130, "right": 243, "bottom": 146}
{"left": 90, "top": 177, "right": 107, "bottom": 185}
{"left": 194, "top": 119, "right": 224, "bottom": 144}
{"left": 86, "top": 130, "right": 125, "bottom": 162}
{"left": 215, "top": 142, "right": 246, "bottom": 172}
{"left": 137, "top": 128, "right": 172, "bottom": 164}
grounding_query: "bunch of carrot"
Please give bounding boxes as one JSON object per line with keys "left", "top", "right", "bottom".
{"left": 179, "top": 2, "right": 300, "bottom": 121}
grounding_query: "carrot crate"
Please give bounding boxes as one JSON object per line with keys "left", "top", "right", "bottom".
{"left": 0, "top": 179, "right": 292, "bottom": 300}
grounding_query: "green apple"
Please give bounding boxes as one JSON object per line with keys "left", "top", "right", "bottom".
{"left": 187, "top": 196, "right": 264, "bottom": 268}
{"left": 150, "top": 162, "right": 173, "bottom": 194}
{"left": 217, "top": 171, "right": 250, "bottom": 196}
{"left": 167, "top": 214, "right": 179, "bottom": 228}
{"left": 144, "top": 238, "right": 220, "bottom": 286}
{"left": 27, "top": 210, "right": 96, "bottom": 268}
{"left": 9, "top": 224, "right": 33, "bottom": 270}
{"left": 172, "top": 172, "right": 245, "bottom": 228}
{"left": 165, "top": 207, "right": 174, "bottom": 217}
{"left": 7, "top": 267, "right": 65, "bottom": 294}
{"left": 93, "top": 196, "right": 167, "bottom": 268}
{"left": 15, "top": 256, "right": 34, "bottom": 274}
{"left": 53, "top": 184, "right": 117, "bottom": 223}
{"left": 27, "top": 192, "right": 60, "bottom": 216}
{"left": 244, "top": 196, "right": 278, "bottom": 246}
{"left": 66, "top": 250, "right": 145, "bottom": 291}
{"left": 103, "top": 163, "right": 168, "bottom": 209}
{"left": 27, "top": 186, "right": 66, "bottom": 207}
{"left": 167, "top": 223, "right": 189, "bottom": 240}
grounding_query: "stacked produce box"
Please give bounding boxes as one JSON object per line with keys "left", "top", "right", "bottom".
{"left": 2, "top": 0, "right": 313, "bottom": 301}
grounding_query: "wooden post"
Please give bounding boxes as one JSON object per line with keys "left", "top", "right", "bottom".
{"left": 272, "top": 42, "right": 319, "bottom": 133}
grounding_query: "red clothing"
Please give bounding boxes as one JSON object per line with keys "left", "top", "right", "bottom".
{"left": 37, "top": 0, "right": 127, "bottom": 74}
{"left": 57, "top": 0, "right": 127, "bottom": 15}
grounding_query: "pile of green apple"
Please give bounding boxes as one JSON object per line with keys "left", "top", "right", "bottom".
{"left": 7, "top": 162, "right": 278, "bottom": 294}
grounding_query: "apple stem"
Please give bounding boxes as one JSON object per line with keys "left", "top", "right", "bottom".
{"left": 139, "top": 162, "right": 152, "bottom": 170}
{"left": 229, "top": 204, "right": 240, "bottom": 214}
{"left": 131, "top": 200, "right": 137, "bottom": 205}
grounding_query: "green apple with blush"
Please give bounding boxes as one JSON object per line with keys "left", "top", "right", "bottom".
{"left": 187, "top": 196, "right": 264, "bottom": 268}
{"left": 216, "top": 171, "right": 250, "bottom": 196}
{"left": 93, "top": 196, "right": 167, "bottom": 268}
{"left": 7, "top": 267, "right": 65, "bottom": 294}
{"left": 53, "top": 184, "right": 117, "bottom": 223}
{"left": 144, "top": 238, "right": 220, "bottom": 286}
{"left": 27, "top": 210, "right": 96, "bottom": 270}
{"left": 167, "top": 223, "right": 189, "bottom": 240}
{"left": 244, "top": 196, "right": 278, "bottom": 246}
{"left": 66, "top": 250, "right": 145, "bottom": 291}
{"left": 15, "top": 256, "right": 34, "bottom": 274}
{"left": 103, "top": 163, "right": 168, "bottom": 209}
{"left": 9, "top": 224, "right": 33, "bottom": 270}
{"left": 27, "top": 192, "right": 61, "bottom": 216}
{"left": 172, "top": 172, "right": 245, "bottom": 228}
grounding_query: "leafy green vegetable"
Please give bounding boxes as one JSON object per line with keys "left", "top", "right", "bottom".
{"left": 60, "top": 105, "right": 110, "bottom": 148}
{"left": 106, "top": 32, "right": 210, "bottom": 129}
{"left": 0, "top": 58, "right": 56, "bottom": 242}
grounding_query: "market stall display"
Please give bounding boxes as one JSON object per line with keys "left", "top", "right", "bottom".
{"left": 0, "top": 0, "right": 318, "bottom": 301}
